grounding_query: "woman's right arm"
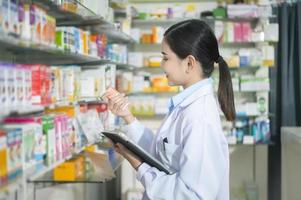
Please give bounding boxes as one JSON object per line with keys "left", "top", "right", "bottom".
{"left": 104, "top": 91, "right": 155, "bottom": 153}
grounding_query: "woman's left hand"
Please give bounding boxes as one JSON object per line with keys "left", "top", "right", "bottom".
{"left": 114, "top": 143, "right": 143, "bottom": 171}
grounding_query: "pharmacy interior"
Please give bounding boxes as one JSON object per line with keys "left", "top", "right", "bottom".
{"left": 0, "top": 0, "right": 301, "bottom": 200}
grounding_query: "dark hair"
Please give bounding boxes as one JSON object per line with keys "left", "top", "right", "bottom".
{"left": 164, "top": 19, "right": 236, "bottom": 121}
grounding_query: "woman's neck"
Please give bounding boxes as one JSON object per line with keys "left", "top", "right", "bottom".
{"left": 183, "top": 76, "right": 204, "bottom": 89}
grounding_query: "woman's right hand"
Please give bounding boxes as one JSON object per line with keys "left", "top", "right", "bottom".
{"left": 103, "top": 90, "right": 135, "bottom": 124}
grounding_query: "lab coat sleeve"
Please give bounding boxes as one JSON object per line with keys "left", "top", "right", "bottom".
{"left": 122, "top": 119, "right": 155, "bottom": 153}
{"left": 136, "top": 119, "right": 228, "bottom": 200}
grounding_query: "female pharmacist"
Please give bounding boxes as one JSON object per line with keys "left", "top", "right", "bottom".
{"left": 104, "top": 19, "right": 235, "bottom": 200}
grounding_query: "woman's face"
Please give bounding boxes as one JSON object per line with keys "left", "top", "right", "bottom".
{"left": 161, "top": 39, "right": 187, "bottom": 86}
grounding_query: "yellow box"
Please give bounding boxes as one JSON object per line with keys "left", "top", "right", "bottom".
{"left": 54, "top": 156, "right": 84, "bottom": 181}
{"left": 0, "top": 130, "right": 7, "bottom": 186}
{"left": 46, "top": 106, "right": 76, "bottom": 117}
{"left": 85, "top": 145, "right": 96, "bottom": 153}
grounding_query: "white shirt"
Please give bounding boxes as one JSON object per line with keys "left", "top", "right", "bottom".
{"left": 123, "top": 81, "right": 229, "bottom": 200}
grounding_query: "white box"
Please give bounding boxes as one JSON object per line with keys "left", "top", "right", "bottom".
{"left": 128, "top": 52, "right": 143, "bottom": 67}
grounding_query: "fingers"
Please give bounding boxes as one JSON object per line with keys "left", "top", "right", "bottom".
{"left": 109, "top": 94, "right": 129, "bottom": 112}
{"left": 113, "top": 143, "right": 125, "bottom": 155}
{"left": 102, "top": 87, "right": 119, "bottom": 100}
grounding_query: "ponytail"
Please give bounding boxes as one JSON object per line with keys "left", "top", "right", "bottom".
{"left": 216, "top": 56, "right": 236, "bottom": 121}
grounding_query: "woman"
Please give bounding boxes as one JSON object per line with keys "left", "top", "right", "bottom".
{"left": 104, "top": 19, "right": 235, "bottom": 200}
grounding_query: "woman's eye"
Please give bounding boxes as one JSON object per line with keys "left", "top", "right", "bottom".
{"left": 162, "top": 57, "right": 168, "bottom": 61}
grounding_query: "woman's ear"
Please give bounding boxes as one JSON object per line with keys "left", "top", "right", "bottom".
{"left": 185, "top": 55, "right": 197, "bottom": 73}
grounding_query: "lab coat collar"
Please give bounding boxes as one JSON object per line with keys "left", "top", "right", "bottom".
{"left": 179, "top": 83, "right": 214, "bottom": 108}
{"left": 158, "top": 82, "right": 214, "bottom": 135}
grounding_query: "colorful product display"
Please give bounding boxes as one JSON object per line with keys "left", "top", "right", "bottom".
{"left": 116, "top": 71, "right": 179, "bottom": 94}
{"left": 139, "top": 26, "right": 164, "bottom": 44}
{"left": 224, "top": 118, "right": 270, "bottom": 145}
{"left": 2, "top": 128, "right": 22, "bottom": 182}
{"left": 0, "top": 0, "right": 57, "bottom": 46}
{"left": 0, "top": 1, "right": 127, "bottom": 63}
{"left": 0, "top": 63, "right": 116, "bottom": 109}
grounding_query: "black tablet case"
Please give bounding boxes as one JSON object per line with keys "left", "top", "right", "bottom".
{"left": 101, "top": 131, "right": 172, "bottom": 174}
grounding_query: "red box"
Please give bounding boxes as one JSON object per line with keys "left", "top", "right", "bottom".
{"left": 31, "top": 65, "right": 47, "bottom": 105}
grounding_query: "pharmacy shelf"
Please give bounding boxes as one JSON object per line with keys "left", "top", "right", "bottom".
{"left": 228, "top": 142, "right": 274, "bottom": 147}
{"left": 27, "top": 156, "right": 73, "bottom": 182}
{"left": 132, "top": 18, "right": 187, "bottom": 26}
{"left": 91, "top": 26, "right": 136, "bottom": 44}
{"left": 19, "top": 0, "right": 134, "bottom": 43}
{"left": 6, "top": 106, "right": 45, "bottom": 116}
{"left": 130, "top": 43, "right": 161, "bottom": 52}
{"left": 221, "top": 41, "right": 276, "bottom": 48}
{"left": 235, "top": 90, "right": 270, "bottom": 93}
{"left": 32, "top": 0, "right": 106, "bottom": 27}
{"left": 3, "top": 103, "right": 72, "bottom": 118}
{"left": 0, "top": 33, "right": 132, "bottom": 65}
{"left": 0, "top": 106, "right": 45, "bottom": 120}
{"left": 118, "top": 65, "right": 262, "bottom": 73}
{"left": 130, "top": 0, "right": 214, "bottom": 2}
{"left": 32, "top": 0, "right": 135, "bottom": 43}
{"left": 79, "top": 59, "right": 129, "bottom": 67}
{"left": 27, "top": 142, "right": 100, "bottom": 182}
{"left": 28, "top": 151, "right": 116, "bottom": 184}
{"left": 28, "top": 171, "right": 113, "bottom": 184}
{"left": 0, "top": 98, "right": 107, "bottom": 119}
{"left": 131, "top": 42, "right": 265, "bottom": 51}
{"left": 0, "top": 33, "right": 103, "bottom": 65}
{"left": 232, "top": 113, "right": 273, "bottom": 119}
{"left": 116, "top": 64, "right": 137, "bottom": 70}
{"left": 127, "top": 91, "right": 178, "bottom": 96}
{"left": 132, "top": 17, "right": 259, "bottom": 27}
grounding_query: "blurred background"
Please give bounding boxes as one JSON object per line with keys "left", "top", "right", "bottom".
{"left": 0, "top": 0, "right": 300, "bottom": 200}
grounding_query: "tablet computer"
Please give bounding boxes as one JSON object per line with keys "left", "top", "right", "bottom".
{"left": 101, "top": 131, "right": 172, "bottom": 175}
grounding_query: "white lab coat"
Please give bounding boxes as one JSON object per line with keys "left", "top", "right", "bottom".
{"left": 123, "top": 83, "right": 229, "bottom": 200}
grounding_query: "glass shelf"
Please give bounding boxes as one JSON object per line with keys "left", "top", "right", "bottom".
{"left": 229, "top": 142, "right": 274, "bottom": 147}
{"left": 131, "top": 17, "right": 272, "bottom": 27}
{"left": 32, "top": 0, "right": 108, "bottom": 27}
{"left": 220, "top": 42, "right": 257, "bottom": 48}
{"left": 1, "top": 106, "right": 45, "bottom": 118}
{"left": 31, "top": 0, "right": 135, "bottom": 43}
{"left": 127, "top": 91, "right": 178, "bottom": 96}
{"left": 117, "top": 65, "right": 262, "bottom": 73}
{"left": 79, "top": 59, "right": 129, "bottom": 67}
{"left": 28, "top": 151, "right": 117, "bottom": 184}
{"left": 0, "top": 32, "right": 133, "bottom": 65}
{"left": 220, "top": 41, "right": 275, "bottom": 48}
{"left": 0, "top": 33, "right": 104, "bottom": 65}
{"left": 0, "top": 97, "right": 109, "bottom": 118}
{"left": 132, "top": 18, "right": 188, "bottom": 27}
{"left": 129, "top": 0, "right": 214, "bottom": 3}
{"left": 91, "top": 26, "right": 136, "bottom": 44}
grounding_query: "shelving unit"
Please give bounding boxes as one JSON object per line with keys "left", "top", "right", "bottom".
{"left": 129, "top": 0, "right": 214, "bottom": 3}
{"left": 0, "top": 0, "right": 135, "bottom": 199}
